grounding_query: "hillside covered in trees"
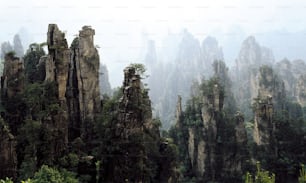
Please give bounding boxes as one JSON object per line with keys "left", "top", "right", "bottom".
{"left": 0, "top": 24, "right": 305, "bottom": 183}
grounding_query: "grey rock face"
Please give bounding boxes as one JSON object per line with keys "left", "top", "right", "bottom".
{"left": 233, "top": 36, "right": 275, "bottom": 120}
{"left": 47, "top": 24, "right": 70, "bottom": 101}
{"left": 0, "top": 42, "right": 13, "bottom": 60}
{"left": 1, "top": 53, "right": 24, "bottom": 98}
{"left": 13, "top": 34, "right": 24, "bottom": 58}
{"left": 0, "top": 119, "right": 17, "bottom": 180}
{"left": 99, "top": 64, "right": 112, "bottom": 97}
{"left": 67, "top": 26, "right": 101, "bottom": 140}
{"left": 253, "top": 66, "right": 284, "bottom": 151}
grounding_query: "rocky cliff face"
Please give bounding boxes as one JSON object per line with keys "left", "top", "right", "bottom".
{"left": 1, "top": 53, "right": 24, "bottom": 98}
{"left": 236, "top": 36, "right": 274, "bottom": 72}
{"left": 67, "top": 26, "right": 100, "bottom": 141}
{"left": 0, "top": 24, "right": 104, "bottom": 180}
{"left": 0, "top": 119, "right": 17, "bottom": 180}
{"left": 0, "top": 53, "right": 23, "bottom": 180}
{"left": 13, "top": 34, "right": 24, "bottom": 58}
{"left": 275, "top": 58, "right": 306, "bottom": 107}
{"left": 0, "top": 52, "right": 25, "bottom": 135}
{"left": 47, "top": 24, "right": 70, "bottom": 101}
{"left": 232, "top": 36, "right": 275, "bottom": 120}
{"left": 40, "top": 24, "right": 71, "bottom": 154}
{"left": 296, "top": 74, "right": 306, "bottom": 107}
{"left": 174, "top": 75, "right": 248, "bottom": 182}
{"left": 99, "top": 64, "right": 112, "bottom": 97}
{"left": 148, "top": 31, "right": 225, "bottom": 128}
{"left": 105, "top": 66, "right": 177, "bottom": 182}
{"left": 202, "top": 36, "right": 224, "bottom": 74}
{"left": 253, "top": 66, "right": 284, "bottom": 149}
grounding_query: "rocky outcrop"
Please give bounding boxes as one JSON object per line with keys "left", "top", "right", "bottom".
{"left": 0, "top": 24, "right": 107, "bottom": 180}
{"left": 34, "top": 24, "right": 71, "bottom": 160}
{"left": 1, "top": 53, "right": 24, "bottom": 98}
{"left": 0, "top": 52, "right": 25, "bottom": 135}
{"left": 275, "top": 58, "right": 306, "bottom": 107}
{"left": 296, "top": 74, "right": 306, "bottom": 106}
{"left": 236, "top": 36, "right": 274, "bottom": 72}
{"left": 148, "top": 31, "right": 225, "bottom": 128}
{"left": 173, "top": 72, "right": 249, "bottom": 182}
{"left": 104, "top": 66, "right": 177, "bottom": 182}
{"left": 253, "top": 66, "right": 284, "bottom": 149}
{"left": 107, "top": 67, "right": 150, "bottom": 182}
{"left": 0, "top": 119, "right": 17, "bottom": 180}
{"left": 202, "top": 36, "right": 224, "bottom": 74}
{"left": 99, "top": 64, "right": 112, "bottom": 97}
{"left": 13, "top": 34, "right": 24, "bottom": 58}
{"left": 233, "top": 36, "right": 275, "bottom": 120}
{"left": 47, "top": 24, "right": 70, "bottom": 101}
{"left": 175, "top": 95, "right": 182, "bottom": 129}
{"left": 67, "top": 26, "right": 101, "bottom": 140}
{"left": 0, "top": 42, "right": 13, "bottom": 60}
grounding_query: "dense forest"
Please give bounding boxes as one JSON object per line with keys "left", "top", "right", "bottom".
{"left": 0, "top": 24, "right": 305, "bottom": 183}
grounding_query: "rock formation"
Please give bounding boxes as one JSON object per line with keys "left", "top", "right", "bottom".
{"left": 0, "top": 49, "right": 25, "bottom": 181}
{"left": 67, "top": 26, "right": 101, "bottom": 141}
{"left": 148, "top": 31, "right": 225, "bottom": 128}
{"left": 236, "top": 36, "right": 274, "bottom": 72}
{"left": 0, "top": 52, "right": 25, "bottom": 136}
{"left": 253, "top": 66, "right": 284, "bottom": 152}
{"left": 99, "top": 64, "right": 112, "bottom": 97}
{"left": 47, "top": 24, "right": 70, "bottom": 101}
{"left": 104, "top": 66, "right": 177, "bottom": 182}
{"left": 0, "top": 42, "right": 13, "bottom": 60}
{"left": 174, "top": 75, "right": 248, "bottom": 182}
{"left": 13, "top": 34, "right": 24, "bottom": 58}
{"left": 1, "top": 53, "right": 24, "bottom": 98}
{"left": 175, "top": 95, "right": 182, "bottom": 129}
{"left": 275, "top": 58, "right": 306, "bottom": 107}
{"left": 0, "top": 119, "right": 17, "bottom": 180}
{"left": 201, "top": 36, "right": 224, "bottom": 74}
{"left": 232, "top": 36, "right": 275, "bottom": 120}
{"left": 296, "top": 74, "right": 306, "bottom": 107}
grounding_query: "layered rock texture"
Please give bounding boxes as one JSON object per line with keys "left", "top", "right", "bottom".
{"left": 275, "top": 58, "right": 306, "bottom": 107}
{"left": 172, "top": 64, "right": 248, "bottom": 182}
{"left": 252, "top": 66, "right": 285, "bottom": 158}
{"left": 105, "top": 66, "right": 177, "bottom": 183}
{"left": 68, "top": 26, "right": 100, "bottom": 141}
{"left": 99, "top": 64, "right": 112, "bottom": 97}
{"left": 232, "top": 36, "right": 276, "bottom": 120}
{"left": 0, "top": 24, "right": 105, "bottom": 180}
{"left": 0, "top": 24, "right": 176, "bottom": 182}
{"left": 0, "top": 119, "right": 17, "bottom": 179}
{"left": 147, "top": 30, "right": 224, "bottom": 128}
{"left": 1, "top": 53, "right": 24, "bottom": 99}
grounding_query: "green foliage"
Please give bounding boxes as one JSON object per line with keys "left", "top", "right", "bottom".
{"left": 31, "top": 165, "right": 78, "bottom": 183}
{"left": 299, "top": 164, "right": 306, "bottom": 183}
{"left": 5, "top": 51, "right": 17, "bottom": 59}
{"left": 129, "top": 63, "right": 149, "bottom": 79}
{"left": 18, "top": 81, "right": 64, "bottom": 179}
{"left": 59, "top": 153, "right": 79, "bottom": 170}
{"left": 0, "top": 178, "right": 13, "bottom": 183}
{"left": 23, "top": 43, "right": 46, "bottom": 83}
{"left": 21, "top": 179, "right": 33, "bottom": 183}
{"left": 245, "top": 162, "right": 275, "bottom": 183}
{"left": 95, "top": 161, "right": 101, "bottom": 183}
{"left": 18, "top": 119, "right": 42, "bottom": 179}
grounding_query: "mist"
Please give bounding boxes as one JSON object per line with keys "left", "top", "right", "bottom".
{"left": 1, "top": 0, "right": 306, "bottom": 86}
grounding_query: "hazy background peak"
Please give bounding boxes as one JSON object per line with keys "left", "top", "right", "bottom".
{"left": 1, "top": 0, "right": 306, "bottom": 86}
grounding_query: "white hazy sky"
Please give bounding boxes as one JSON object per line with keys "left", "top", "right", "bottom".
{"left": 1, "top": 0, "right": 305, "bottom": 86}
